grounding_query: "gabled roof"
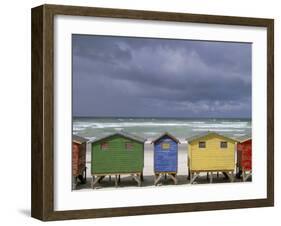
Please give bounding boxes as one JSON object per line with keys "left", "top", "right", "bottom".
{"left": 91, "top": 131, "right": 146, "bottom": 144}
{"left": 72, "top": 135, "right": 88, "bottom": 144}
{"left": 151, "top": 132, "right": 180, "bottom": 144}
{"left": 238, "top": 135, "right": 252, "bottom": 143}
{"left": 186, "top": 131, "right": 238, "bottom": 143}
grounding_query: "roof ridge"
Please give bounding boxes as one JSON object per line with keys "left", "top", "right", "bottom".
{"left": 91, "top": 131, "right": 146, "bottom": 143}
{"left": 151, "top": 132, "right": 180, "bottom": 143}
{"left": 72, "top": 134, "right": 88, "bottom": 143}
{"left": 186, "top": 131, "right": 238, "bottom": 143}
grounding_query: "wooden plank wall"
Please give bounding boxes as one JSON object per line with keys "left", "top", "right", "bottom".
{"left": 154, "top": 136, "right": 178, "bottom": 173}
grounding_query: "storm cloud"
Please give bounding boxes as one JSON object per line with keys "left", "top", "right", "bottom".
{"left": 72, "top": 35, "right": 251, "bottom": 118}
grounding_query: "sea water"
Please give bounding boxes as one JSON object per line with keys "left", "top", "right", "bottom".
{"left": 73, "top": 117, "right": 251, "bottom": 143}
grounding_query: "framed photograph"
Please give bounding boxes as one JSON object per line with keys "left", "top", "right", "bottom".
{"left": 31, "top": 4, "right": 274, "bottom": 221}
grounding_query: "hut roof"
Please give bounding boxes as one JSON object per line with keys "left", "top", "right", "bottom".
{"left": 91, "top": 131, "right": 146, "bottom": 144}
{"left": 72, "top": 135, "right": 88, "bottom": 144}
{"left": 186, "top": 131, "right": 238, "bottom": 143}
{"left": 151, "top": 132, "right": 180, "bottom": 144}
{"left": 238, "top": 135, "right": 252, "bottom": 143}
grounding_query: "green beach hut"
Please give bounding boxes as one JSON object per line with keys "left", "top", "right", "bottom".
{"left": 91, "top": 131, "right": 146, "bottom": 188}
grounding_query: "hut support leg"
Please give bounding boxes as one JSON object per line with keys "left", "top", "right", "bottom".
{"left": 115, "top": 175, "right": 118, "bottom": 187}
{"left": 132, "top": 174, "right": 141, "bottom": 186}
{"left": 118, "top": 175, "right": 121, "bottom": 183}
{"left": 169, "top": 174, "right": 178, "bottom": 185}
{"left": 91, "top": 176, "right": 100, "bottom": 188}
{"left": 223, "top": 172, "right": 228, "bottom": 179}
{"left": 98, "top": 176, "right": 105, "bottom": 183}
{"left": 140, "top": 172, "right": 144, "bottom": 181}
{"left": 72, "top": 176, "right": 77, "bottom": 190}
{"left": 236, "top": 166, "right": 240, "bottom": 177}
{"left": 225, "top": 172, "right": 234, "bottom": 182}
{"left": 154, "top": 174, "right": 163, "bottom": 186}
{"left": 243, "top": 171, "right": 252, "bottom": 182}
{"left": 236, "top": 168, "right": 242, "bottom": 178}
{"left": 209, "top": 172, "right": 213, "bottom": 183}
{"left": 84, "top": 167, "right": 87, "bottom": 182}
{"left": 80, "top": 169, "right": 86, "bottom": 183}
{"left": 245, "top": 172, "right": 252, "bottom": 181}
{"left": 242, "top": 171, "right": 246, "bottom": 181}
{"left": 190, "top": 172, "right": 199, "bottom": 184}
{"left": 109, "top": 175, "right": 111, "bottom": 182}
{"left": 217, "top": 172, "right": 219, "bottom": 178}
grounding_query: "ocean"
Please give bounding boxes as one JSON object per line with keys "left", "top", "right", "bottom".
{"left": 73, "top": 117, "right": 251, "bottom": 143}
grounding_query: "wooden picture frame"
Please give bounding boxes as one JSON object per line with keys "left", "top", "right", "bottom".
{"left": 31, "top": 4, "right": 274, "bottom": 221}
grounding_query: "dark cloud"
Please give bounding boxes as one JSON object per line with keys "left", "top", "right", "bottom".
{"left": 72, "top": 35, "right": 252, "bottom": 118}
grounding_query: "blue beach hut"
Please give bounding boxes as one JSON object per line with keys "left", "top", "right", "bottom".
{"left": 151, "top": 132, "right": 180, "bottom": 185}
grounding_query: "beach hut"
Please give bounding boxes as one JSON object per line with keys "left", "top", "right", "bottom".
{"left": 187, "top": 132, "right": 237, "bottom": 184}
{"left": 72, "top": 135, "right": 88, "bottom": 189}
{"left": 91, "top": 131, "right": 146, "bottom": 188}
{"left": 151, "top": 132, "right": 180, "bottom": 185}
{"left": 236, "top": 136, "right": 252, "bottom": 181}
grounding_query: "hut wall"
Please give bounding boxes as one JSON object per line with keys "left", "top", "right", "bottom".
{"left": 154, "top": 136, "right": 178, "bottom": 173}
{"left": 72, "top": 143, "right": 79, "bottom": 176}
{"left": 188, "top": 134, "right": 235, "bottom": 171}
{"left": 91, "top": 135, "right": 144, "bottom": 174}
{"left": 72, "top": 142, "right": 86, "bottom": 176}
{"left": 78, "top": 142, "right": 86, "bottom": 174}
{"left": 237, "top": 140, "right": 252, "bottom": 171}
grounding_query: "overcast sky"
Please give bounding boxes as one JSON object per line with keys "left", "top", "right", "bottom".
{"left": 72, "top": 35, "right": 252, "bottom": 118}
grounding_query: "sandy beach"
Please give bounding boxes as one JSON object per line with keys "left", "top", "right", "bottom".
{"left": 74, "top": 141, "right": 250, "bottom": 191}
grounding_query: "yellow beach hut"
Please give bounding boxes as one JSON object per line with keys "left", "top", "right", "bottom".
{"left": 187, "top": 132, "right": 238, "bottom": 184}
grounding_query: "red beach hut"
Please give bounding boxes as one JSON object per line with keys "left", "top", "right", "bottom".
{"left": 72, "top": 135, "right": 88, "bottom": 189}
{"left": 236, "top": 136, "right": 252, "bottom": 181}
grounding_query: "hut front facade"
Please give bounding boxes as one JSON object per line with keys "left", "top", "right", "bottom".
{"left": 237, "top": 136, "right": 252, "bottom": 181}
{"left": 91, "top": 131, "right": 145, "bottom": 188}
{"left": 72, "top": 135, "right": 88, "bottom": 189}
{"left": 152, "top": 132, "right": 179, "bottom": 185}
{"left": 187, "top": 132, "right": 237, "bottom": 183}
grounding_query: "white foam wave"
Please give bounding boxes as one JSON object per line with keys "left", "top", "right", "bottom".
{"left": 233, "top": 133, "right": 246, "bottom": 137}
{"left": 194, "top": 123, "right": 250, "bottom": 129}
{"left": 73, "top": 121, "right": 250, "bottom": 129}
{"left": 114, "top": 128, "right": 124, "bottom": 131}
{"left": 192, "top": 128, "right": 245, "bottom": 132}
{"left": 144, "top": 132, "right": 158, "bottom": 135}
{"left": 83, "top": 122, "right": 194, "bottom": 129}
{"left": 73, "top": 120, "right": 251, "bottom": 131}
{"left": 191, "top": 121, "right": 205, "bottom": 124}
{"left": 73, "top": 127, "right": 85, "bottom": 131}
